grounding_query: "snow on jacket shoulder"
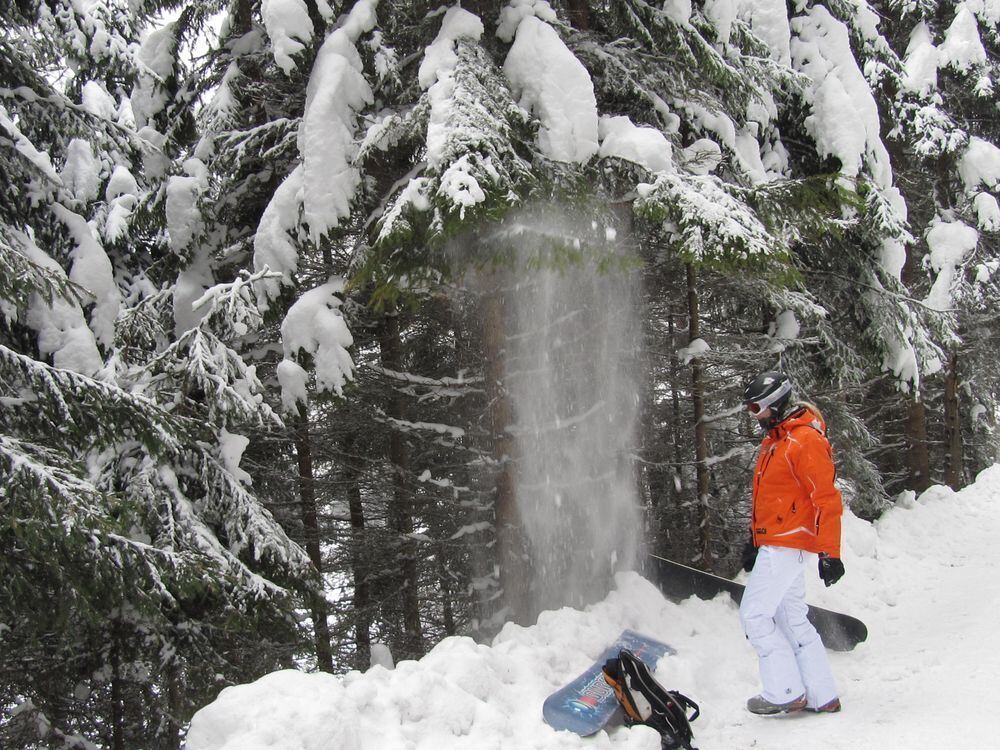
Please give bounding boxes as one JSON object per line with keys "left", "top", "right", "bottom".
{"left": 750, "top": 406, "right": 843, "bottom": 557}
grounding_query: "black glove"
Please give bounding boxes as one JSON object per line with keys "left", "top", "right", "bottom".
{"left": 740, "top": 539, "right": 759, "bottom": 572}
{"left": 818, "top": 555, "right": 845, "bottom": 587}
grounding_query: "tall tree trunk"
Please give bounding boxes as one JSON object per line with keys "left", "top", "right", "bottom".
{"left": 164, "top": 657, "right": 182, "bottom": 750}
{"left": 904, "top": 395, "right": 932, "bottom": 493}
{"left": 343, "top": 434, "right": 372, "bottom": 669}
{"left": 378, "top": 304, "right": 424, "bottom": 658}
{"left": 566, "top": 0, "right": 591, "bottom": 29}
{"left": 438, "top": 551, "right": 457, "bottom": 636}
{"left": 109, "top": 625, "right": 124, "bottom": 750}
{"left": 668, "top": 308, "right": 683, "bottom": 506}
{"left": 899, "top": 207, "right": 933, "bottom": 494}
{"left": 463, "top": 0, "right": 505, "bottom": 27}
{"left": 481, "top": 288, "right": 528, "bottom": 623}
{"left": 294, "top": 405, "right": 334, "bottom": 673}
{"left": 304, "top": 0, "right": 328, "bottom": 39}
{"left": 230, "top": 0, "right": 252, "bottom": 36}
{"left": 638, "top": 320, "right": 657, "bottom": 514}
{"left": 944, "top": 349, "right": 964, "bottom": 490}
{"left": 686, "top": 264, "right": 713, "bottom": 569}
{"left": 450, "top": 297, "right": 496, "bottom": 632}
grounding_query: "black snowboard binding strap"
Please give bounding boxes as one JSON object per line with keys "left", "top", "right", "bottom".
{"left": 602, "top": 649, "right": 699, "bottom": 750}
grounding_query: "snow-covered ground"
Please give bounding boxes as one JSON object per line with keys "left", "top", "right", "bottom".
{"left": 186, "top": 466, "right": 1000, "bottom": 749}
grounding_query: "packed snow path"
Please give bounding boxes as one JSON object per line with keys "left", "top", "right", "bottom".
{"left": 187, "top": 467, "right": 1000, "bottom": 749}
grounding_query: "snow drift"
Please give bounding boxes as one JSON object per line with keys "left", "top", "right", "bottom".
{"left": 187, "top": 466, "right": 1000, "bottom": 749}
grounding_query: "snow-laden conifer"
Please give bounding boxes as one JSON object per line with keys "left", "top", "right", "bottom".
{"left": 1, "top": 3, "right": 323, "bottom": 745}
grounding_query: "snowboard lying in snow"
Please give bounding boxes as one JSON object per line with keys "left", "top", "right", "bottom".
{"left": 645, "top": 553, "right": 868, "bottom": 652}
{"left": 542, "top": 629, "right": 674, "bottom": 736}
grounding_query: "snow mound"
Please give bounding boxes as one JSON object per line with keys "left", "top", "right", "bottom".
{"left": 188, "top": 466, "right": 1000, "bottom": 748}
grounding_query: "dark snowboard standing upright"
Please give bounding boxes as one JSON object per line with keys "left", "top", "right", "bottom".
{"left": 645, "top": 553, "right": 867, "bottom": 651}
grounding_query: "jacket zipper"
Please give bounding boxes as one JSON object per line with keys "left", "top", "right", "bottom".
{"left": 752, "top": 442, "right": 778, "bottom": 544}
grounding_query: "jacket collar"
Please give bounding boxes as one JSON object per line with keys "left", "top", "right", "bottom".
{"left": 765, "top": 405, "right": 826, "bottom": 441}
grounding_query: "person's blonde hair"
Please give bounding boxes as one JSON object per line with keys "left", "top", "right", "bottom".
{"left": 792, "top": 399, "right": 824, "bottom": 422}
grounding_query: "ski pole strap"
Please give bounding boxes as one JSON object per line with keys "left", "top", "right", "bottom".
{"left": 668, "top": 689, "right": 699, "bottom": 723}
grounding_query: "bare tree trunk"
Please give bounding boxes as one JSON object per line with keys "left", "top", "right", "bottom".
{"left": 638, "top": 326, "right": 657, "bottom": 513}
{"left": 109, "top": 626, "right": 124, "bottom": 750}
{"left": 304, "top": 0, "right": 328, "bottom": 39}
{"left": 378, "top": 304, "right": 424, "bottom": 658}
{"left": 897, "top": 189, "right": 933, "bottom": 494}
{"left": 294, "top": 405, "right": 334, "bottom": 673}
{"left": 462, "top": 0, "right": 505, "bottom": 27}
{"left": 438, "top": 552, "right": 457, "bottom": 636}
{"left": 450, "top": 298, "right": 497, "bottom": 633}
{"left": 481, "top": 289, "right": 528, "bottom": 624}
{"left": 686, "top": 264, "right": 713, "bottom": 569}
{"left": 343, "top": 434, "right": 372, "bottom": 669}
{"left": 668, "top": 308, "right": 683, "bottom": 505}
{"left": 230, "top": 0, "right": 252, "bottom": 36}
{"left": 944, "top": 349, "right": 964, "bottom": 490}
{"left": 164, "top": 658, "right": 182, "bottom": 750}
{"left": 566, "top": 0, "right": 591, "bottom": 29}
{"left": 904, "top": 396, "right": 932, "bottom": 494}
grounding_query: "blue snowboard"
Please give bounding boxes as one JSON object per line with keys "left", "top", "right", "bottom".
{"left": 542, "top": 629, "right": 675, "bottom": 735}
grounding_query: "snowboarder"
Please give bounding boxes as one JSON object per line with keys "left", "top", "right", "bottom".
{"left": 739, "top": 371, "right": 845, "bottom": 716}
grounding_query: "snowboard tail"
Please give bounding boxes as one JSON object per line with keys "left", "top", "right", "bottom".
{"left": 645, "top": 553, "right": 868, "bottom": 652}
{"left": 542, "top": 629, "right": 675, "bottom": 736}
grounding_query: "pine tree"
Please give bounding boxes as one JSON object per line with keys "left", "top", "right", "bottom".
{"left": 1, "top": 3, "right": 319, "bottom": 746}
{"left": 5, "top": 3, "right": 1000, "bottom": 741}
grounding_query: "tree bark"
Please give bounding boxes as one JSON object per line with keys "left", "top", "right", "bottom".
{"left": 462, "top": 0, "right": 505, "bottom": 28}
{"left": 904, "top": 395, "right": 932, "bottom": 494}
{"left": 378, "top": 304, "right": 424, "bottom": 658}
{"left": 109, "top": 626, "right": 124, "bottom": 750}
{"left": 944, "top": 349, "right": 964, "bottom": 490}
{"left": 438, "top": 552, "right": 457, "bottom": 636}
{"left": 342, "top": 433, "right": 372, "bottom": 669}
{"left": 668, "top": 308, "right": 683, "bottom": 506}
{"left": 899, "top": 208, "right": 933, "bottom": 495}
{"left": 294, "top": 405, "right": 334, "bottom": 673}
{"left": 566, "top": 0, "right": 591, "bottom": 30}
{"left": 686, "top": 264, "right": 713, "bottom": 569}
{"left": 481, "top": 288, "right": 528, "bottom": 623}
{"left": 164, "top": 657, "right": 182, "bottom": 750}
{"left": 638, "top": 319, "right": 657, "bottom": 513}
{"left": 304, "top": 0, "right": 328, "bottom": 40}
{"left": 230, "top": 0, "right": 253, "bottom": 37}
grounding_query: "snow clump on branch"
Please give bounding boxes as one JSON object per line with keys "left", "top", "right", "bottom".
{"left": 598, "top": 116, "right": 673, "bottom": 175}
{"left": 790, "top": 6, "right": 891, "bottom": 187}
{"left": 420, "top": 6, "right": 489, "bottom": 212}
{"left": 499, "top": 0, "right": 599, "bottom": 163}
{"left": 924, "top": 220, "right": 979, "bottom": 312}
{"left": 300, "top": 0, "right": 378, "bottom": 244}
{"left": 261, "top": 0, "right": 315, "bottom": 74}
{"left": 277, "top": 278, "right": 355, "bottom": 412}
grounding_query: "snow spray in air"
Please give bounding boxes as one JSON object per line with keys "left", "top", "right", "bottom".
{"left": 467, "top": 207, "right": 643, "bottom": 618}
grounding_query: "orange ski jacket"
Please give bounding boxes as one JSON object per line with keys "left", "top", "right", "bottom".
{"left": 750, "top": 406, "right": 843, "bottom": 557}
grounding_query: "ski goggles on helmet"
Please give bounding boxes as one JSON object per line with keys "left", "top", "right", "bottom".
{"left": 744, "top": 378, "right": 792, "bottom": 414}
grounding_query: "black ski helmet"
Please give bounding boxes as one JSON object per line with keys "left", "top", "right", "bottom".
{"left": 743, "top": 371, "right": 793, "bottom": 421}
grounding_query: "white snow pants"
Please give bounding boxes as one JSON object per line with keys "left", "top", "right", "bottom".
{"left": 739, "top": 545, "right": 838, "bottom": 708}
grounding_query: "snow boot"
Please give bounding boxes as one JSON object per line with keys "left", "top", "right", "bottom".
{"left": 746, "top": 693, "right": 807, "bottom": 715}
{"left": 806, "top": 697, "right": 841, "bottom": 713}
